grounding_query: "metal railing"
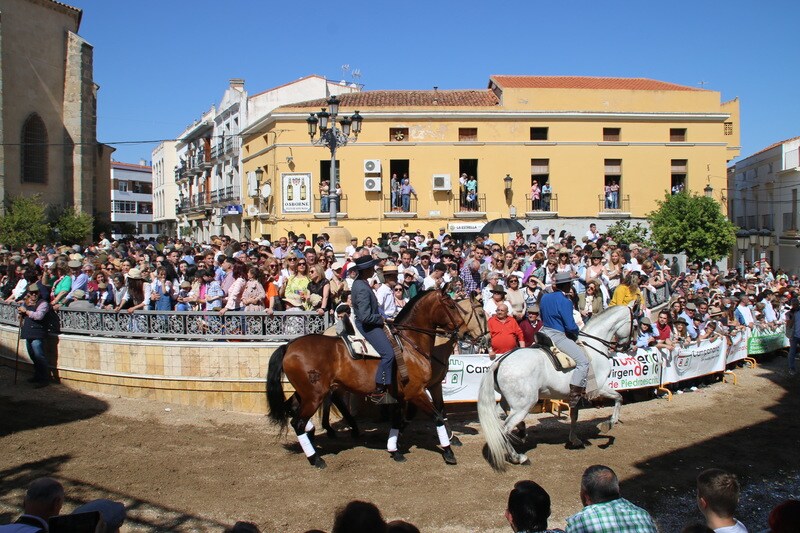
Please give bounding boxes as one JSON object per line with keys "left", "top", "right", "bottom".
{"left": 525, "top": 193, "right": 557, "bottom": 212}
{"left": 210, "top": 185, "right": 241, "bottom": 204}
{"left": 384, "top": 195, "right": 417, "bottom": 214}
{"left": 313, "top": 194, "right": 348, "bottom": 213}
{"left": 224, "top": 136, "right": 240, "bottom": 153}
{"left": 453, "top": 193, "right": 486, "bottom": 213}
{"left": 598, "top": 193, "right": 630, "bottom": 212}
{"left": 174, "top": 165, "right": 188, "bottom": 182}
{"left": 645, "top": 283, "right": 671, "bottom": 309}
{"left": 0, "top": 302, "right": 330, "bottom": 342}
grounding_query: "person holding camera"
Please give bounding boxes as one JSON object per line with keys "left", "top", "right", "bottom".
{"left": 18, "top": 284, "right": 51, "bottom": 387}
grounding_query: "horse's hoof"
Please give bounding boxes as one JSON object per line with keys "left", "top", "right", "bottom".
{"left": 390, "top": 451, "right": 406, "bottom": 463}
{"left": 450, "top": 434, "right": 462, "bottom": 447}
{"left": 310, "top": 455, "right": 327, "bottom": 469}
{"left": 518, "top": 454, "right": 531, "bottom": 465}
{"left": 442, "top": 447, "right": 458, "bottom": 465}
{"left": 599, "top": 421, "right": 613, "bottom": 433}
{"left": 565, "top": 441, "right": 586, "bottom": 450}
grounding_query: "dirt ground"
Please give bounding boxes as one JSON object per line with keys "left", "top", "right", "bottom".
{"left": 1, "top": 353, "right": 799, "bottom": 533}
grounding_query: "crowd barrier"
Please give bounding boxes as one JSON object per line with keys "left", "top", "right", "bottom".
{"left": 441, "top": 324, "right": 789, "bottom": 403}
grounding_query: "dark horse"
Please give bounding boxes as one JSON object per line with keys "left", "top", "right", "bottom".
{"left": 267, "top": 290, "right": 487, "bottom": 468}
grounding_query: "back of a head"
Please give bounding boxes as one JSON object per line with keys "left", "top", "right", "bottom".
{"left": 386, "top": 520, "right": 420, "bottom": 533}
{"left": 696, "top": 468, "right": 740, "bottom": 518}
{"left": 680, "top": 523, "right": 715, "bottom": 533}
{"left": 507, "top": 480, "right": 551, "bottom": 531}
{"left": 581, "top": 465, "right": 620, "bottom": 504}
{"left": 768, "top": 499, "right": 800, "bottom": 533}
{"left": 224, "top": 521, "right": 261, "bottom": 533}
{"left": 331, "top": 500, "right": 387, "bottom": 533}
{"left": 24, "top": 477, "right": 64, "bottom": 518}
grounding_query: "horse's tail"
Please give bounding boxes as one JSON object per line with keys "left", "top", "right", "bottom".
{"left": 477, "top": 357, "right": 512, "bottom": 472}
{"left": 266, "top": 343, "right": 291, "bottom": 431}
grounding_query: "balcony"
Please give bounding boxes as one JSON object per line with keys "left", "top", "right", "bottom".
{"left": 224, "top": 136, "right": 240, "bottom": 154}
{"left": 210, "top": 185, "right": 241, "bottom": 205}
{"left": 313, "top": 195, "right": 348, "bottom": 219}
{"left": 174, "top": 164, "right": 188, "bottom": 183}
{"left": 598, "top": 194, "right": 631, "bottom": 218}
{"left": 211, "top": 143, "right": 224, "bottom": 160}
{"left": 452, "top": 194, "right": 486, "bottom": 218}
{"left": 524, "top": 193, "right": 558, "bottom": 218}
{"left": 383, "top": 195, "right": 417, "bottom": 218}
{"left": 782, "top": 148, "right": 799, "bottom": 172}
{"left": 175, "top": 198, "right": 190, "bottom": 215}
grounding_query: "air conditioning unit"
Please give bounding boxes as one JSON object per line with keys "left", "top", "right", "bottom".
{"left": 364, "top": 159, "right": 381, "bottom": 173}
{"left": 247, "top": 205, "right": 260, "bottom": 217}
{"left": 364, "top": 177, "right": 382, "bottom": 192}
{"left": 432, "top": 174, "right": 452, "bottom": 191}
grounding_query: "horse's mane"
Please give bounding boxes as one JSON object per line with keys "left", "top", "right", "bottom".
{"left": 394, "top": 289, "right": 436, "bottom": 324}
{"left": 583, "top": 304, "right": 629, "bottom": 336}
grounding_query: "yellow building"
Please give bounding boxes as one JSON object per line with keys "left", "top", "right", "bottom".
{"left": 240, "top": 75, "right": 739, "bottom": 244}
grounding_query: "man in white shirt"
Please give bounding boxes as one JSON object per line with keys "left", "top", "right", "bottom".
{"left": 373, "top": 265, "right": 398, "bottom": 318}
{"left": 344, "top": 237, "right": 359, "bottom": 259}
{"left": 585, "top": 223, "right": 600, "bottom": 243}
{"left": 697, "top": 469, "right": 749, "bottom": 533}
{"left": 423, "top": 262, "right": 447, "bottom": 290}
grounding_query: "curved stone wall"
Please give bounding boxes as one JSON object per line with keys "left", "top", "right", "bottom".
{"left": 0, "top": 325, "right": 278, "bottom": 414}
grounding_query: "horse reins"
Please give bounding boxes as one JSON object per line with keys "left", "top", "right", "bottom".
{"left": 578, "top": 306, "right": 635, "bottom": 357}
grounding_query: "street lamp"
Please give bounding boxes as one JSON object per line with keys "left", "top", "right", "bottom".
{"left": 704, "top": 183, "right": 713, "bottom": 198}
{"left": 748, "top": 228, "right": 759, "bottom": 265}
{"left": 758, "top": 228, "right": 772, "bottom": 269}
{"left": 306, "top": 96, "right": 362, "bottom": 227}
{"left": 735, "top": 229, "right": 749, "bottom": 274}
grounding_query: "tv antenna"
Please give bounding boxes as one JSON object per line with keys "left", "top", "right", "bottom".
{"left": 698, "top": 80, "right": 709, "bottom": 88}
{"left": 341, "top": 64, "right": 350, "bottom": 79}
{"left": 352, "top": 68, "right": 361, "bottom": 81}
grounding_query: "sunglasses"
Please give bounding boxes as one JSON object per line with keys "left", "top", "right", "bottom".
{"left": 297, "top": 262, "right": 307, "bottom": 266}
{"left": 287, "top": 257, "right": 297, "bottom": 261}
{"left": 394, "top": 288, "right": 404, "bottom": 292}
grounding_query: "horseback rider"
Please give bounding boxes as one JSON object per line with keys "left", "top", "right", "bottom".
{"left": 351, "top": 255, "right": 396, "bottom": 402}
{"left": 539, "top": 271, "right": 590, "bottom": 409}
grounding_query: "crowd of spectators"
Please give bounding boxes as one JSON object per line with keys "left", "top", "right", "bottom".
{"left": 1, "top": 224, "right": 797, "bottom": 360}
{"left": 5, "top": 467, "right": 799, "bottom": 532}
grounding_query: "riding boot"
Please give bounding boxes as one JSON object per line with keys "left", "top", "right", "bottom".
{"left": 568, "top": 385, "right": 590, "bottom": 409}
{"left": 369, "top": 383, "right": 397, "bottom": 405}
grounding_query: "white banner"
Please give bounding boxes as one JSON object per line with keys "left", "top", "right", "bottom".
{"left": 661, "top": 336, "right": 728, "bottom": 384}
{"left": 281, "top": 173, "right": 312, "bottom": 213}
{"left": 443, "top": 354, "right": 500, "bottom": 403}
{"left": 607, "top": 349, "right": 663, "bottom": 391}
{"left": 726, "top": 331, "right": 749, "bottom": 365}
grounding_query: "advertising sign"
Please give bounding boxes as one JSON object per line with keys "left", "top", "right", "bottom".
{"left": 607, "top": 349, "right": 663, "bottom": 391}
{"left": 746, "top": 325, "right": 789, "bottom": 355}
{"left": 661, "top": 337, "right": 727, "bottom": 384}
{"left": 442, "top": 354, "right": 500, "bottom": 403}
{"left": 281, "top": 173, "right": 312, "bottom": 213}
{"left": 726, "top": 331, "right": 749, "bottom": 364}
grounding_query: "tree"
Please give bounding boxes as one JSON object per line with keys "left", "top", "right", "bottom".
{"left": 604, "top": 219, "right": 653, "bottom": 247}
{"left": 647, "top": 192, "right": 736, "bottom": 262}
{"left": 0, "top": 195, "right": 49, "bottom": 249}
{"left": 54, "top": 206, "right": 94, "bottom": 245}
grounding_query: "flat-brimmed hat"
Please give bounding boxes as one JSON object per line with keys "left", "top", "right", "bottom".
{"left": 590, "top": 250, "right": 603, "bottom": 259}
{"left": 640, "top": 316, "right": 652, "bottom": 325}
{"left": 490, "top": 287, "right": 507, "bottom": 296}
{"left": 72, "top": 289, "right": 86, "bottom": 300}
{"left": 383, "top": 265, "right": 398, "bottom": 275}
{"left": 26, "top": 284, "right": 39, "bottom": 293}
{"left": 558, "top": 247, "right": 570, "bottom": 255}
{"left": 553, "top": 271, "right": 572, "bottom": 285}
{"left": 127, "top": 268, "right": 143, "bottom": 280}
{"left": 685, "top": 302, "right": 697, "bottom": 311}
{"left": 353, "top": 255, "right": 376, "bottom": 271}
{"left": 673, "top": 317, "right": 688, "bottom": 326}
{"left": 526, "top": 304, "right": 540, "bottom": 313}
{"left": 708, "top": 306, "right": 723, "bottom": 316}
{"left": 68, "top": 260, "right": 82, "bottom": 269}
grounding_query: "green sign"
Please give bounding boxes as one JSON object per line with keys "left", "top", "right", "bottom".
{"left": 746, "top": 329, "right": 788, "bottom": 355}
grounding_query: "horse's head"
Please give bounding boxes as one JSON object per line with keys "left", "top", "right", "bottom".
{"left": 454, "top": 294, "right": 489, "bottom": 348}
{"left": 584, "top": 304, "right": 636, "bottom": 354}
{"left": 432, "top": 288, "right": 467, "bottom": 335}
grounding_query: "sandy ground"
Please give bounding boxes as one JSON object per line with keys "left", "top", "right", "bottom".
{"left": 1, "top": 353, "right": 799, "bottom": 532}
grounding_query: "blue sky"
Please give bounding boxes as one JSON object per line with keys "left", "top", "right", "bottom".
{"left": 76, "top": 0, "right": 799, "bottom": 164}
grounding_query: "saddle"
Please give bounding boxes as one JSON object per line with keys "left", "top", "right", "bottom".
{"left": 532, "top": 332, "right": 577, "bottom": 372}
{"left": 322, "top": 316, "right": 382, "bottom": 360}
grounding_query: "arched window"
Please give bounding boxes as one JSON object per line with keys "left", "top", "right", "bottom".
{"left": 21, "top": 113, "right": 48, "bottom": 183}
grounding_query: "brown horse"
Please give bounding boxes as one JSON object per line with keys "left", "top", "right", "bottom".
{"left": 267, "top": 290, "right": 486, "bottom": 468}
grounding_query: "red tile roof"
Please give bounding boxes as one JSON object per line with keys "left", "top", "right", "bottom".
{"left": 112, "top": 161, "right": 152, "bottom": 170}
{"left": 282, "top": 90, "right": 499, "bottom": 109}
{"left": 751, "top": 135, "right": 800, "bottom": 157}
{"left": 490, "top": 75, "right": 706, "bottom": 92}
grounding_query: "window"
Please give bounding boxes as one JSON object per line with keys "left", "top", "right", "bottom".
{"left": 118, "top": 181, "right": 128, "bottom": 192}
{"left": 132, "top": 182, "right": 152, "bottom": 194}
{"left": 389, "top": 128, "right": 409, "bottom": 142}
{"left": 603, "top": 128, "right": 621, "bottom": 142}
{"left": 530, "top": 159, "right": 550, "bottom": 211}
{"left": 671, "top": 159, "right": 687, "bottom": 194}
{"left": 762, "top": 214, "right": 774, "bottom": 231}
{"left": 138, "top": 203, "right": 153, "bottom": 215}
{"left": 530, "top": 127, "right": 548, "bottom": 141}
{"left": 603, "top": 159, "right": 622, "bottom": 209}
{"left": 459, "top": 128, "right": 478, "bottom": 142}
{"left": 670, "top": 128, "right": 687, "bottom": 142}
{"left": 112, "top": 201, "right": 136, "bottom": 213}
{"left": 21, "top": 113, "right": 48, "bottom": 183}
{"left": 724, "top": 122, "right": 733, "bottom": 136}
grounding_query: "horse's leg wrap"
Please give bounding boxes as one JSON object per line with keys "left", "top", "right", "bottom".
{"left": 387, "top": 428, "right": 400, "bottom": 453}
{"left": 436, "top": 424, "right": 451, "bottom": 448}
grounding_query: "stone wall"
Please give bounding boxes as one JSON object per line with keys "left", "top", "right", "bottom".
{"left": 0, "top": 325, "right": 280, "bottom": 414}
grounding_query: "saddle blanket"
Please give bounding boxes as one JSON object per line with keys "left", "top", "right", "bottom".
{"left": 323, "top": 322, "right": 381, "bottom": 359}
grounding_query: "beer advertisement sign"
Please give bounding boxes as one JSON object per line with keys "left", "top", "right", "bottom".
{"left": 281, "top": 173, "right": 312, "bottom": 213}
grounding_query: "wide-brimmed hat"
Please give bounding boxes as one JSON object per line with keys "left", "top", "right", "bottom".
{"left": 72, "top": 289, "right": 86, "bottom": 300}
{"left": 68, "top": 260, "right": 82, "bottom": 269}
{"left": 553, "top": 271, "right": 572, "bottom": 285}
{"left": 708, "top": 306, "right": 724, "bottom": 316}
{"left": 127, "top": 268, "right": 143, "bottom": 280}
{"left": 490, "top": 287, "right": 507, "bottom": 296}
{"left": 383, "top": 265, "right": 398, "bottom": 275}
{"left": 591, "top": 250, "right": 603, "bottom": 259}
{"left": 353, "top": 255, "right": 376, "bottom": 271}
{"left": 283, "top": 293, "right": 304, "bottom": 307}
{"left": 673, "top": 317, "right": 688, "bottom": 326}
{"left": 26, "top": 284, "right": 39, "bottom": 294}
{"left": 331, "top": 261, "right": 345, "bottom": 271}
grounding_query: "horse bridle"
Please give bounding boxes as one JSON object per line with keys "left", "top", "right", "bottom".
{"left": 578, "top": 306, "right": 635, "bottom": 357}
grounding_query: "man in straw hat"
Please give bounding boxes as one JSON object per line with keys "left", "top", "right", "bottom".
{"left": 540, "top": 271, "right": 590, "bottom": 409}
{"left": 350, "top": 255, "right": 396, "bottom": 402}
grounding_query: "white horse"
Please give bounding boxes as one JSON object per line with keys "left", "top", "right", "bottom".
{"left": 477, "top": 303, "right": 635, "bottom": 471}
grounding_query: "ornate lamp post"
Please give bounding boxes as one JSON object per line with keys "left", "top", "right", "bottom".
{"left": 735, "top": 229, "right": 749, "bottom": 274}
{"left": 748, "top": 228, "right": 759, "bottom": 265}
{"left": 758, "top": 228, "right": 772, "bottom": 268}
{"left": 306, "top": 96, "right": 363, "bottom": 228}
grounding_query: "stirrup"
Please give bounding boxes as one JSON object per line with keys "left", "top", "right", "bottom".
{"left": 369, "top": 389, "right": 397, "bottom": 405}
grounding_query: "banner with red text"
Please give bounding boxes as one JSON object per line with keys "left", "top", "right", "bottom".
{"left": 660, "top": 336, "right": 728, "bottom": 384}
